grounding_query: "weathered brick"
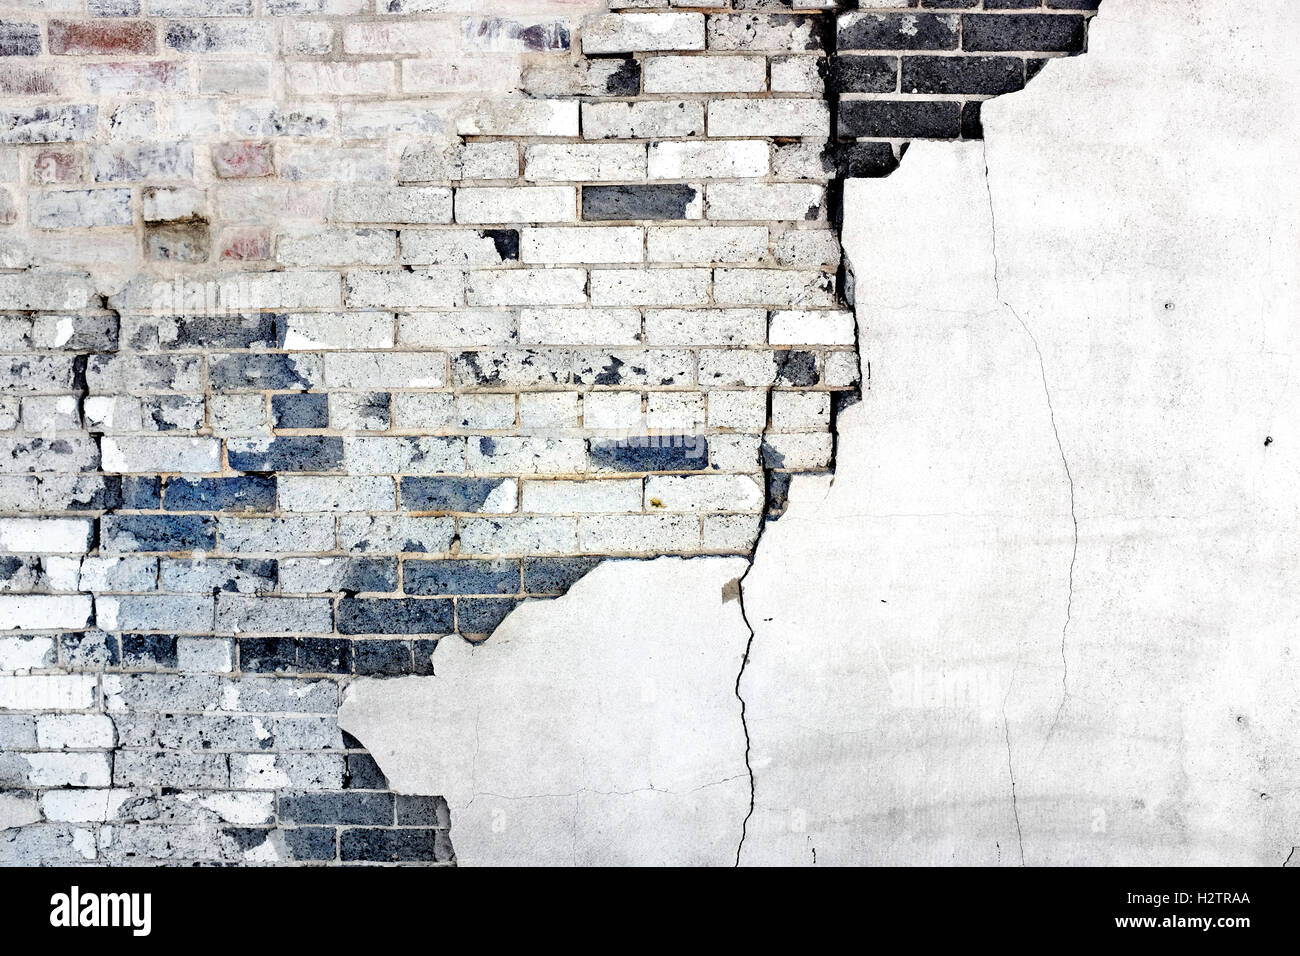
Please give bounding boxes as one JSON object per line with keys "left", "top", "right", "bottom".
{"left": 50, "top": 20, "right": 156, "bottom": 56}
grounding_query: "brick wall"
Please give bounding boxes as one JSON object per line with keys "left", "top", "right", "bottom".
{"left": 0, "top": 0, "right": 1098, "bottom": 865}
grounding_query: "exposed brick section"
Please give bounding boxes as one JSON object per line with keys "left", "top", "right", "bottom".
{"left": 48, "top": 20, "right": 157, "bottom": 57}
{"left": 0, "top": 0, "right": 1100, "bottom": 867}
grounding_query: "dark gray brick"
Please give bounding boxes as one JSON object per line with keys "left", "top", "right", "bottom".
{"left": 404, "top": 559, "right": 520, "bottom": 596}
{"left": 838, "top": 99, "right": 962, "bottom": 139}
{"left": 340, "top": 827, "right": 452, "bottom": 863}
{"left": 583, "top": 185, "right": 699, "bottom": 221}
{"left": 588, "top": 436, "right": 709, "bottom": 472}
{"left": 228, "top": 437, "right": 344, "bottom": 473}
{"left": 961, "top": 13, "right": 1087, "bottom": 52}
{"left": 163, "top": 476, "right": 276, "bottom": 512}
{"left": 101, "top": 514, "right": 217, "bottom": 552}
{"left": 272, "top": 392, "right": 328, "bottom": 429}
{"left": 280, "top": 791, "right": 394, "bottom": 826}
{"left": 401, "top": 476, "right": 512, "bottom": 513}
{"left": 838, "top": 13, "right": 958, "bottom": 51}
{"left": 337, "top": 598, "right": 453, "bottom": 635}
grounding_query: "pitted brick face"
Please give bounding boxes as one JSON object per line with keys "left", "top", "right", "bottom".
{"left": 0, "top": 0, "right": 1099, "bottom": 865}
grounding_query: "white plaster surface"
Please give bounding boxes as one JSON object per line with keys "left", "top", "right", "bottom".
{"left": 342, "top": 0, "right": 1300, "bottom": 866}
{"left": 340, "top": 557, "right": 751, "bottom": 866}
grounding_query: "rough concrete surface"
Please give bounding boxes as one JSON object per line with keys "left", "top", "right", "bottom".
{"left": 343, "top": 0, "right": 1300, "bottom": 866}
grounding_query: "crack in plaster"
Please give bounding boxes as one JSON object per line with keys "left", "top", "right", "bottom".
{"left": 981, "top": 141, "right": 1080, "bottom": 759}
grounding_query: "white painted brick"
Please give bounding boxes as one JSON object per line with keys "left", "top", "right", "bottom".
{"left": 455, "top": 394, "right": 516, "bottom": 430}
{"left": 764, "top": 432, "right": 833, "bottom": 469}
{"left": 0, "top": 273, "right": 93, "bottom": 311}
{"left": 466, "top": 269, "right": 587, "bottom": 307}
{"left": 458, "top": 516, "right": 578, "bottom": 556}
{"left": 823, "top": 350, "right": 861, "bottom": 388}
{"left": 24, "top": 752, "right": 112, "bottom": 788}
{"left": 584, "top": 392, "right": 643, "bottom": 430}
{"left": 519, "top": 308, "right": 641, "bottom": 346}
{"left": 582, "top": 101, "right": 705, "bottom": 140}
{"left": 642, "top": 55, "right": 766, "bottom": 93}
{"left": 40, "top": 789, "right": 140, "bottom": 824}
{"left": 466, "top": 437, "right": 586, "bottom": 475}
{"left": 278, "top": 145, "right": 389, "bottom": 183}
{"left": 709, "top": 99, "right": 830, "bottom": 138}
{"left": 341, "top": 101, "right": 451, "bottom": 139}
{"left": 279, "top": 312, "right": 396, "bottom": 351}
{"left": 332, "top": 185, "right": 453, "bottom": 224}
{"left": 520, "top": 392, "right": 579, "bottom": 429}
{"left": 590, "top": 268, "right": 711, "bottom": 307}
{"left": 220, "top": 517, "right": 337, "bottom": 554}
{"left": 346, "top": 269, "right": 462, "bottom": 309}
{"left": 343, "top": 437, "right": 463, "bottom": 475}
{"left": 36, "top": 715, "right": 115, "bottom": 750}
{"left": 522, "top": 226, "right": 644, "bottom": 265}
{"left": 525, "top": 144, "right": 646, "bottom": 182}
{"left": 324, "top": 352, "right": 447, "bottom": 389}
{"left": 177, "top": 637, "right": 235, "bottom": 674}
{"left": 582, "top": 13, "right": 705, "bottom": 53}
{"left": 0, "top": 596, "right": 93, "bottom": 632}
{"left": 709, "top": 433, "right": 762, "bottom": 472}
{"left": 576, "top": 514, "right": 700, "bottom": 554}
{"left": 96, "top": 594, "right": 214, "bottom": 634}
{"left": 644, "top": 474, "right": 765, "bottom": 512}
{"left": 708, "top": 13, "right": 826, "bottom": 51}
{"left": 707, "top": 182, "right": 825, "bottom": 221}
{"left": 403, "top": 57, "right": 520, "bottom": 94}
{"left": 455, "top": 186, "right": 577, "bottom": 224}
{"left": 398, "top": 310, "right": 517, "bottom": 348}
{"left": 457, "top": 99, "right": 579, "bottom": 137}
{"left": 0, "top": 636, "right": 54, "bottom": 671}
{"left": 772, "top": 390, "right": 832, "bottom": 431}
{"left": 101, "top": 437, "right": 221, "bottom": 474}
{"left": 78, "top": 557, "right": 158, "bottom": 594}
{"left": 277, "top": 228, "right": 396, "bottom": 267}
{"left": 0, "top": 674, "right": 96, "bottom": 711}
{"left": 0, "top": 518, "right": 92, "bottom": 554}
{"left": 286, "top": 61, "right": 395, "bottom": 97}
{"left": 771, "top": 55, "right": 825, "bottom": 94}
{"left": 646, "top": 225, "right": 768, "bottom": 264}
{"left": 768, "top": 309, "right": 856, "bottom": 345}
{"left": 703, "top": 514, "right": 761, "bottom": 551}
{"left": 714, "top": 268, "right": 837, "bottom": 307}
{"left": 648, "top": 141, "right": 768, "bottom": 180}
{"left": 699, "top": 349, "right": 778, "bottom": 387}
{"left": 343, "top": 20, "right": 458, "bottom": 55}
{"left": 521, "top": 479, "right": 642, "bottom": 515}
{"left": 29, "top": 188, "right": 132, "bottom": 229}
{"left": 645, "top": 308, "right": 766, "bottom": 346}
{"left": 646, "top": 392, "right": 706, "bottom": 430}
{"left": 279, "top": 477, "right": 396, "bottom": 513}
{"left": 775, "top": 229, "right": 842, "bottom": 267}
{"left": 400, "top": 229, "right": 516, "bottom": 267}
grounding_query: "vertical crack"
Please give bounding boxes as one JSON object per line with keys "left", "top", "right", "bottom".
{"left": 732, "top": 517, "right": 766, "bottom": 867}
{"left": 981, "top": 141, "right": 1079, "bottom": 744}
{"left": 1002, "top": 716, "right": 1026, "bottom": 865}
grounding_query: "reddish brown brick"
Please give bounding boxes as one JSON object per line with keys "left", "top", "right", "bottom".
{"left": 49, "top": 20, "right": 157, "bottom": 56}
{"left": 212, "top": 141, "right": 274, "bottom": 179}
{"left": 219, "top": 228, "right": 272, "bottom": 261}
{"left": 32, "top": 148, "right": 84, "bottom": 185}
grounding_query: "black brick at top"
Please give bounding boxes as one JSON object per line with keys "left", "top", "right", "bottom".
{"left": 838, "top": 13, "right": 959, "bottom": 51}
{"left": 902, "top": 56, "right": 1026, "bottom": 96}
{"left": 838, "top": 100, "right": 962, "bottom": 140}
{"left": 962, "top": 14, "right": 1087, "bottom": 53}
